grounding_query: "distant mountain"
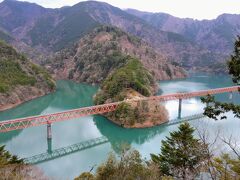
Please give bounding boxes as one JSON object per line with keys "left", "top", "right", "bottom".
{"left": 0, "top": 0, "right": 48, "bottom": 38}
{"left": 0, "top": 0, "right": 235, "bottom": 72}
{"left": 126, "top": 9, "right": 240, "bottom": 56}
{"left": 74, "top": 1, "right": 225, "bottom": 70}
{"left": 0, "top": 41, "right": 55, "bottom": 111}
{"left": 0, "top": 0, "right": 99, "bottom": 51}
{"left": 48, "top": 26, "right": 186, "bottom": 84}
{"left": 0, "top": 0, "right": 191, "bottom": 54}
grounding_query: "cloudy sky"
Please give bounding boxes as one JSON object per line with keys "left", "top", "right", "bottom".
{"left": 4, "top": 0, "right": 240, "bottom": 20}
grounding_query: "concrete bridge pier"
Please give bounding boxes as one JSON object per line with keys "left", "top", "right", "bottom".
{"left": 47, "top": 122, "right": 52, "bottom": 140}
{"left": 178, "top": 98, "right": 182, "bottom": 119}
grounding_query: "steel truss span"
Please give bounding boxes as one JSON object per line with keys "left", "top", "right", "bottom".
{"left": 0, "top": 103, "right": 119, "bottom": 133}
{"left": 0, "top": 86, "right": 239, "bottom": 133}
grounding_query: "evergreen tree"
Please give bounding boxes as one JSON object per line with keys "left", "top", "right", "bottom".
{"left": 200, "top": 36, "right": 240, "bottom": 179}
{"left": 151, "top": 123, "right": 208, "bottom": 179}
{"left": 228, "top": 35, "right": 240, "bottom": 85}
{"left": 0, "top": 145, "right": 23, "bottom": 167}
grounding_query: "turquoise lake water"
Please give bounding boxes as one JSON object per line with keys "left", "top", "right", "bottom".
{"left": 0, "top": 73, "right": 240, "bottom": 179}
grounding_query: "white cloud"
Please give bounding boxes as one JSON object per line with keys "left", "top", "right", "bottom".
{"left": 2, "top": 0, "right": 240, "bottom": 20}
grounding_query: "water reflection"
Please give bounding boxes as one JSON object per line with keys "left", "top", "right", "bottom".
{"left": 48, "top": 81, "right": 98, "bottom": 110}
{"left": 0, "top": 81, "right": 98, "bottom": 143}
{"left": 0, "top": 73, "right": 240, "bottom": 179}
{"left": 24, "top": 136, "right": 108, "bottom": 164}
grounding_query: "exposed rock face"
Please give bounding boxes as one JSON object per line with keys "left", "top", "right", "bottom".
{"left": 0, "top": 41, "right": 55, "bottom": 111}
{"left": 49, "top": 26, "right": 186, "bottom": 84}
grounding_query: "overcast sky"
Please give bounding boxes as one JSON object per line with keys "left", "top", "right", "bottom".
{"left": 4, "top": 0, "right": 240, "bottom": 20}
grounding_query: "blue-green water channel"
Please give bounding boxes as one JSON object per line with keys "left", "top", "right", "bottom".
{"left": 0, "top": 73, "right": 240, "bottom": 179}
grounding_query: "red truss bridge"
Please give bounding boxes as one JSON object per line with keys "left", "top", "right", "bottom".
{"left": 0, "top": 86, "right": 239, "bottom": 133}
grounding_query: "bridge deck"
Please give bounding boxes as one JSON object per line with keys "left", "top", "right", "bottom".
{"left": 0, "top": 86, "right": 238, "bottom": 132}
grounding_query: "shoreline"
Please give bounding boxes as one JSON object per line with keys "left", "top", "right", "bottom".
{"left": 0, "top": 73, "right": 187, "bottom": 114}
{"left": 0, "top": 91, "right": 53, "bottom": 113}
{"left": 102, "top": 104, "right": 169, "bottom": 129}
{"left": 101, "top": 114, "right": 169, "bottom": 129}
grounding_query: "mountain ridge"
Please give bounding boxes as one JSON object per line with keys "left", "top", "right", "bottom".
{"left": 0, "top": 40, "right": 55, "bottom": 111}
{"left": 126, "top": 8, "right": 240, "bottom": 56}
{"left": 0, "top": 0, "right": 237, "bottom": 72}
{"left": 48, "top": 26, "right": 186, "bottom": 83}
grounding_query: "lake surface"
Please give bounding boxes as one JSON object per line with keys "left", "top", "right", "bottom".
{"left": 1, "top": 73, "right": 240, "bottom": 179}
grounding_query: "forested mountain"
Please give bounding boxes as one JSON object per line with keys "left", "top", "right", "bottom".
{"left": 0, "top": 41, "right": 55, "bottom": 111}
{"left": 0, "top": 0, "right": 234, "bottom": 72}
{"left": 126, "top": 9, "right": 240, "bottom": 56}
{"left": 48, "top": 26, "right": 186, "bottom": 83}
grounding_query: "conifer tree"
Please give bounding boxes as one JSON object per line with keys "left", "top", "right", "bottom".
{"left": 228, "top": 35, "right": 240, "bottom": 85}
{"left": 151, "top": 123, "right": 208, "bottom": 179}
{"left": 200, "top": 36, "right": 240, "bottom": 179}
{"left": 0, "top": 145, "right": 23, "bottom": 167}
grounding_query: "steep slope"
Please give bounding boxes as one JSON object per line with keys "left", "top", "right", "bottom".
{"left": 48, "top": 26, "right": 186, "bottom": 84}
{"left": 0, "top": 0, "right": 221, "bottom": 71}
{"left": 27, "top": 5, "right": 99, "bottom": 51}
{"left": 0, "top": 0, "right": 56, "bottom": 64}
{"left": 0, "top": 0, "right": 99, "bottom": 52}
{"left": 0, "top": 0, "right": 48, "bottom": 39}
{"left": 79, "top": 1, "right": 221, "bottom": 69}
{"left": 0, "top": 41, "right": 55, "bottom": 111}
{"left": 127, "top": 9, "right": 240, "bottom": 56}
{"left": 0, "top": 29, "right": 50, "bottom": 65}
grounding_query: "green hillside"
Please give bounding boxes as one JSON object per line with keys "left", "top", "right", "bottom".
{"left": 94, "top": 57, "right": 154, "bottom": 104}
{"left": 0, "top": 41, "right": 55, "bottom": 93}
